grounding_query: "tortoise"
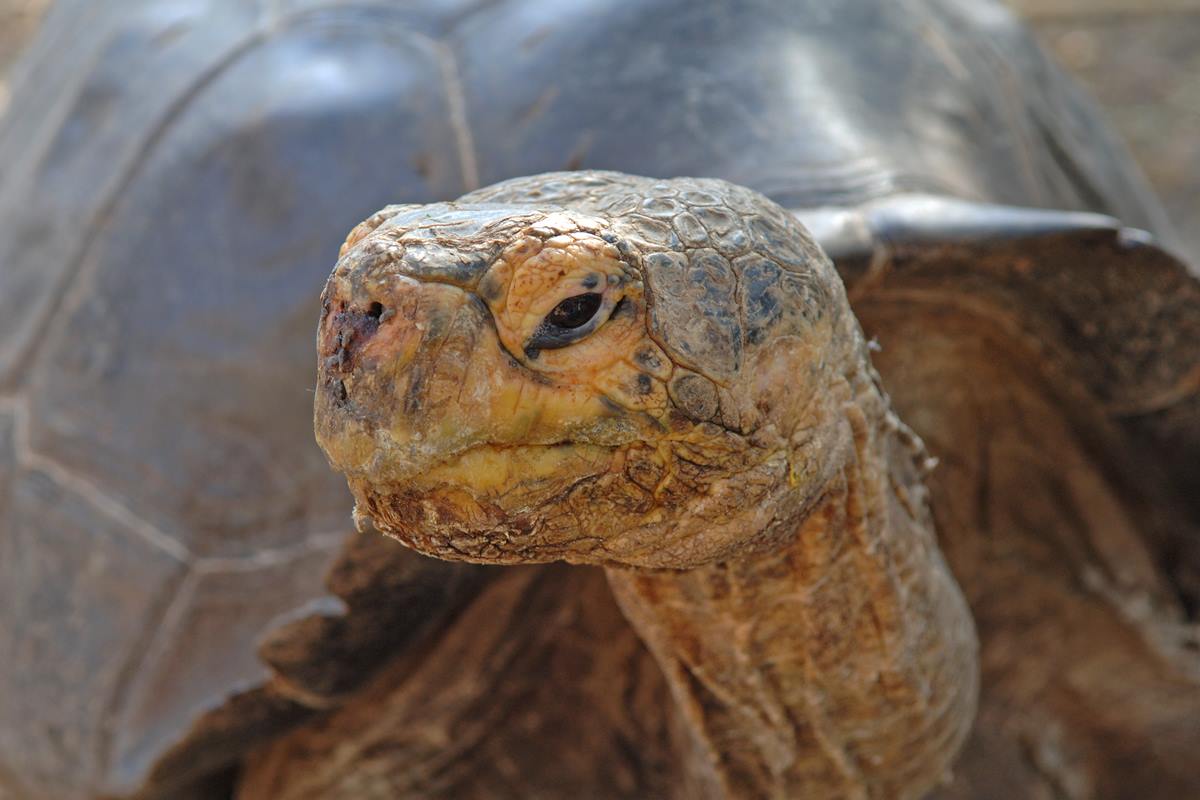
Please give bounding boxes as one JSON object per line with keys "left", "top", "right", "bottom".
{"left": 1, "top": 0, "right": 1198, "bottom": 797}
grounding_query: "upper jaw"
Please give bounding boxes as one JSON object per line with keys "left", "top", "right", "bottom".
{"left": 358, "top": 437, "right": 620, "bottom": 500}
{"left": 343, "top": 442, "right": 623, "bottom": 566}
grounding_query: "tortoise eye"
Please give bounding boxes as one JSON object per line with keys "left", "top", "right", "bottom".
{"left": 523, "top": 292, "right": 611, "bottom": 358}
{"left": 546, "top": 293, "right": 603, "bottom": 329}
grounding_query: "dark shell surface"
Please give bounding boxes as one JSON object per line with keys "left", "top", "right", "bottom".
{"left": 0, "top": 0, "right": 1192, "bottom": 796}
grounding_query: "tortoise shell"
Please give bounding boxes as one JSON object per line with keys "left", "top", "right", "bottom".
{"left": 0, "top": 0, "right": 1195, "bottom": 797}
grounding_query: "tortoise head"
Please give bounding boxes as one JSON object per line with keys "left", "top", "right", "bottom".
{"left": 315, "top": 173, "right": 865, "bottom": 568}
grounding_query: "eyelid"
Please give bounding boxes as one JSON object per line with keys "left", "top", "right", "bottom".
{"left": 523, "top": 288, "right": 621, "bottom": 358}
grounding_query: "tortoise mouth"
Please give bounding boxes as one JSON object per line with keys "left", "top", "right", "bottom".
{"left": 344, "top": 440, "right": 621, "bottom": 564}
{"left": 405, "top": 440, "right": 618, "bottom": 496}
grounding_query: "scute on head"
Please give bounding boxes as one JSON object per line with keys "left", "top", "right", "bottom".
{"left": 316, "top": 172, "right": 863, "bottom": 569}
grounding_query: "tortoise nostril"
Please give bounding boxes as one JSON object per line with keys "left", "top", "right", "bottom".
{"left": 367, "top": 301, "right": 384, "bottom": 320}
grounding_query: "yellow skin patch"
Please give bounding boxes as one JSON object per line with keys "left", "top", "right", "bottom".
{"left": 480, "top": 225, "right": 671, "bottom": 417}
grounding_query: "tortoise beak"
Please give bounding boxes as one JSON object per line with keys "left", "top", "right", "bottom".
{"left": 312, "top": 270, "right": 623, "bottom": 564}
{"left": 314, "top": 271, "right": 622, "bottom": 484}
{"left": 315, "top": 273, "right": 491, "bottom": 482}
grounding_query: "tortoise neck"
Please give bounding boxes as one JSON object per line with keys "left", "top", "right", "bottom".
{"left": 606, "top": 389, "right": 978, "bottom": 799}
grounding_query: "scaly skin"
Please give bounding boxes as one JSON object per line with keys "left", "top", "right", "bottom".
{"left": 607, "top": 373, "right": 977, "bottom": 798}
{"left": 314, "top": 172, "right": 979, "bottom": 798}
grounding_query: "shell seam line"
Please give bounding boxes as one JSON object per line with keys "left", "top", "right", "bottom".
{"left": 8, "top": 393, "right": 352, "bottom": 570}
{"left": 10, "top": 396, "right": 192, "bottom": 563}
{"left": 10, "top": 31, "right": 272, "bottom": 396}
{"left": 193, "top": 530, "right": 348, "bottom": 573}
{"left": 95, "top": 568, "right": 193, "bottom": 791}
{"left": 433, "top": 38, "right": 481, "bottom": 192}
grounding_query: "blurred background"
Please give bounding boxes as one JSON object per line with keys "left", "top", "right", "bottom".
{"left": 3, "top": 0, "right": 1197, "bottom": 264}
{"left": 1008, "top": 0, "right": 1200, "bottom": 265}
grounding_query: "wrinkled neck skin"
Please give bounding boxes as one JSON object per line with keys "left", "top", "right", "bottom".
{"left": 607, "top": 369, "right": 979, "bottom": 800}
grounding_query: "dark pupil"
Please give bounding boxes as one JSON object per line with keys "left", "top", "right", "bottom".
{"left": 547, "top": 293, "right": 602, "bottom": 329}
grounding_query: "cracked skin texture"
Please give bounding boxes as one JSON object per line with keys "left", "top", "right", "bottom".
{"left": 301, "top": 172, "right": 979, "bottom": 798}
{"left": 245, "top": 170, "right": 1200, "bottom": 799}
